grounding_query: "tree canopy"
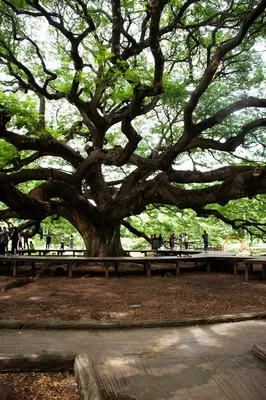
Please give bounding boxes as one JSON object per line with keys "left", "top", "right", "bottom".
{"left": 0, "top": 0, "right": 266, "bottom": 255}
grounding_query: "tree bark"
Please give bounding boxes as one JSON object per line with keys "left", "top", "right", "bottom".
{"left": 84, "top": 225, "right": 125, "bottom": 257}
{"left": 71, "top": 214, "right": 125, "bottom": 256}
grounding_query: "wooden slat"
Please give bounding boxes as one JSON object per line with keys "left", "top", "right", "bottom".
{"left": 74, "top": 354, "right": 104, "bottom": 400}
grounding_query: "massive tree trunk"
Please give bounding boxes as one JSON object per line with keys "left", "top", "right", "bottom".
{"left": 82, "top": 224, "right": 125, "bottom": 257}
{"left": 70, "top": 212, "right": 125, "bottom": 256}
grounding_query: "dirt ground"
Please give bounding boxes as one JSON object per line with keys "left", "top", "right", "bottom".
{"left": 1, "top": 262, "right": 266, "bottom": 399}
{"left": 0, "top": 372, "right": 78, "bottom": 400}
{"left": 1, "top": 262, "right": 266, "bottom": 321}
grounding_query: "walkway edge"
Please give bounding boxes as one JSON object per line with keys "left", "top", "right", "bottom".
{"left": 74, "top": 354, "right": 105, "bottom": 400}
{"left": 0, "top": 312, "right": 266, "bottom": 330}
{"left": 252, "top": 343, "right": 266, "bottom": 363}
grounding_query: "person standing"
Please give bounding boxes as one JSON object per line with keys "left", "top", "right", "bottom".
{"left": 69, "top": 234, "right": 74, "bottom": 249}
{"left": 178, "top": 234, "right": 183, "bottom": 250}
{"left": 158, "top": 234, "right": 163, "bottom": 249}
{"left": 3, "top": 227, "right": 9, "bottom": 255}
{"left": 46, "top": 233, "right": 51, "bottom": 249}
{"left": 60, "top": 235, "right": 65, "bottom": 250}
{"left": 0, "top": 227, "right": 5, "bottom": 255}
{"left": 202, "top": 230, "right": 208, "bottom": 251}
{"left": 184, "top": 233, "right": 189, "bottom": 249}
{"left": 11, "top": 227, "right": 19, "bottom": 255}
{"left": 153, "top": 234, "right": 159, "bottom": 250}
{"left": 24, "top": 230, "right": 29, "bottom": 249}
{"left": 169, "top": 233, "right": 175, "bottom": 250}
{"left": 18, "top": 234, "right": 23, "bottom": 250}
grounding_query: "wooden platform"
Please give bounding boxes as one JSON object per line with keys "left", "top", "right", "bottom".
{"left": 0, "top": 252, "right": 251, "bottom": 279}
{"left": 244, "top": 257, "right": 266, "bottom": 281}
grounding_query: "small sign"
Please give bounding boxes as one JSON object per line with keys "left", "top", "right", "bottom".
{"left": 128, "top": 301, "right": 142, "bottom": 309}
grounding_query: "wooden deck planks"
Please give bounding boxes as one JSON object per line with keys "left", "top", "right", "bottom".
{"left": 95, "top": 354, "right": 266, "bottom": 399}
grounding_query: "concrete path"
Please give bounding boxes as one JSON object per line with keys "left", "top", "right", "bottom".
{"left": 1, "top": 320, "right": 266, "bottom": 399}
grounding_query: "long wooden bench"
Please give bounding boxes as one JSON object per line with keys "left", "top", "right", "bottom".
{"left": 17, "top": 249, "right": 86, "bottom": 256}
{"left": 0, "top": 252, "right": 247, "bottom": 279}
{"left": 125, "top": 249, "right": 201, "bottom": 257}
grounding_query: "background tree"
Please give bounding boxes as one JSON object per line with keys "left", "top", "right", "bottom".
{"left": 0, "top": 0, "right": 266, "bottom": 255}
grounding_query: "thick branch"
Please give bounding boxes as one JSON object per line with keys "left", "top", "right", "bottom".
{"left": 183, "top": 0, "right": 266, "bottom": 132}
{"left": 0, "top": 173, "right": 51, "bottom": 219}
{"left": 1, "top": 130, "right": 83, "bottom": 168}
{"left": 195, "top": 98, "right": 266, "bottom": 134}
{"left": 122, "top": 220, "right": 150, "bottom": 243}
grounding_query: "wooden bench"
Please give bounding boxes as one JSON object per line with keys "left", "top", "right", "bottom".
{"left": 1, "top": 255, "right": 210, "bottom": 279}
{"left": 0, "top": 253, "right": 247, "bottom": 279}
{"left": 125, "top": 249, "right": 202, "bottom": 257}
{"left": 17, "top": 249, "right": 86, "bottom": 257}
{"left": 244, "top": 258, "right": 266, "bottom": 281}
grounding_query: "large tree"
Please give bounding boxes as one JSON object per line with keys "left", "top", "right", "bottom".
{"left": 0, "top": 0, "right": 266, "bottom": 255}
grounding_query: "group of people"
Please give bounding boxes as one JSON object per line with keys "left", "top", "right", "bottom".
{"left": 150, "top": 234, "right": 164, "bottom": 250}
{"left": 0, "top": 228, "right": 75, "bottom": 255}
{"left": 150, "top": 230, "right": 209, "bottom": 251}
{"left": 169, "top": 233, "right": 189, "bottom": 250}
{"left": 0, "top": 227, "right": 34, "bottom": 256}
{"left": 151, "top": 233, "right": 189, "bottom": 250}
{"left": 59, "top": 234, "right": 74, "bottom": 250}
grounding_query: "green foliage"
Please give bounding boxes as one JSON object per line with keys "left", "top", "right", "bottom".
{"left": 0, "top": 92, "right": 39, "bottom": 133}
{"left": 40, "top": 216, "right": 84, "bottom": 248}
{"left": 162, "top": 77, "right": 188, "bottom": 107}
{"left": 123, "top": 206, "right": 234, "bottom": 248}
{"left": 0, "top": 0, "right": 266, "bottom": 251}
{"left": 0, "top": 141, "right": 19, "bottom": 169}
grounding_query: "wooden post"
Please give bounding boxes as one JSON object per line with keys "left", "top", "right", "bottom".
{"left": 245, "top": 262, "right": 249, "bottom": 282}
{"left": 31, "top": 261, "right": 35, "bottom": 273}
{"left": 233, "top": 260, "right": 238, "bottom": 275}
{"left": 146, "top": 262, "right": 151, "bottom": 278}
{"left": 13, "top": 260, "right": 17, "bottom": 278}
{"left": 114, "top": 261, "right": 118, "bottom": 275}
{"left": 206, "top": 261, "right": 211, "bottom": 273}
{"left": 175, "top": 262, "right": 180, "bottom": 276}
{"left": 68, "top": 262, "right": 72, "bottom": 278}
{"left": 143, "top": 263, "right": 147, "bottom": 274}
{"left": 104, "top": 265, "right": 109, "bottom": 279}
{"left": 74, "top": 354, "right": 104, "bottom": 400}
{"left": 262, "top": 264, "right": 266, "bottom": 280}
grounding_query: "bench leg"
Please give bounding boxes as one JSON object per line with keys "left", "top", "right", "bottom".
{"left": 262, "top": 264, "right": 266, "bottom": 280}
{"left": 114, "top": 262, "right": 118, "bottom": 275}
{"left": 31, "top": 261, "right": 36, "bottom": 272}
{"left": 146, "top": 263, "right": 151, "bottom": 278}
{"left": 68, "top": 262, "right": 73, "bottom": 278}
{"left": 13, "top": 261, "right": 17, "bottom": 278}
{"left": 206, "top": 261, "right": 211, "bottom": 273}
{"left": 175, "top": 262, "right": 180, "bottom": 277}
{"left": 143, "top": 263, "right": 147, "bottom": 274}
{"left": 233, "top": 260, "right": 238, "bottom": 275}
{"left": 105, "top": 265, "right": 109, "bottom": 279}
{"left": 245, "top": 263, "right": 249, "bottom": 282}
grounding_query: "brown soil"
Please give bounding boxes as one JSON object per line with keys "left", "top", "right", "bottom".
{"left": 0, "top": 371, "right": 78, "bottom": 400}
{"left": 0, "top": 264, "right": 266, "bottom": 321}
{"left": 1, "top": 263, "right": 266, "bottom": 399}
